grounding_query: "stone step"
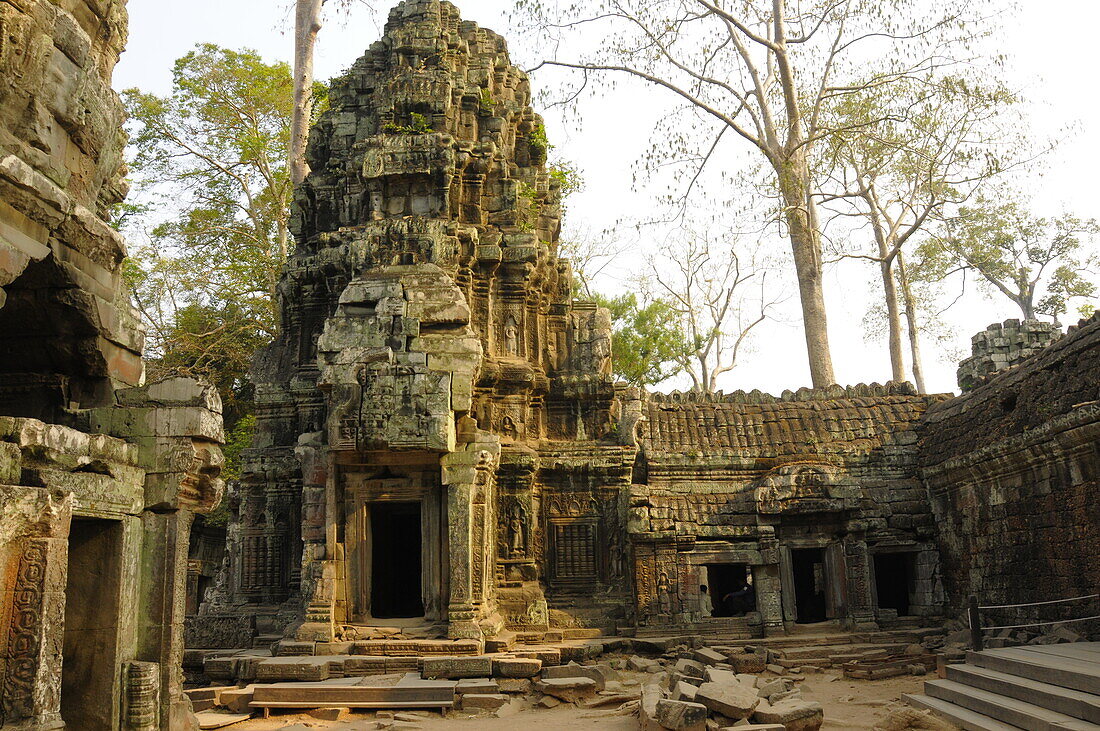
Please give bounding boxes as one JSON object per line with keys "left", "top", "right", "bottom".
{"left": 969, "top": 649, "right": 1100, "bottom": 695}
{"left": 948, "top": 664, "right": 1100, "bottom": 724}
{"left": 905, "top": 693, "right": 1022, "bottom": 731}
{"left": 924, "top": 678, "right": 1100, "bottom": 730}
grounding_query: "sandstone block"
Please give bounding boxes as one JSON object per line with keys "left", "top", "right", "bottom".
{"left": 695, "top": 680, "right": 759, "bottom": 719}
{"left": 752, "top": 699, "right": 824, "bottom": 731}
{"left": 536, "top": 676, "right": 598, "bottom": 703}
{"left": 456, "top": 678, "right": 498, "bottom": 694}
{"left": 308, "top": 707, "right": 349, "bottom": 721}
{"left": 421, "top": 655, "right": 492, "bottom": 679}
{"left": 692, "top": 647, "right": 726, "bottom": 665}
{"left": 461, "top": 693, "right": 507, "bottom": 710}
{"left": 496, "top": 678, "right": 532, "bottom": 694}
{"left": 655, "top": 698, "right": 708, "bottom": 730}
{"left": 492, "top": 656, "right": 541, "bottom": 678}
{"left": 542, "top": 662, "right": 606, "bottom": 690}
{"left": 675, "top": 658, "right": 706, "bottom": 679}
{"left": 673, "top": 680, "right": 698, "bottom": 701}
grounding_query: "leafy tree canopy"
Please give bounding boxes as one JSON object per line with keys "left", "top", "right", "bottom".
{"left": 594, "top": 293, "right": 688, "bottom": 387}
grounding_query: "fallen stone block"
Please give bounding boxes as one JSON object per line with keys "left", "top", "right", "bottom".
{"left": 538, "top": 696, "right": 560, "bottom": 708}
{"left": 752, "top": 699, "right": 824, "bottom": 731}
{"left": 630, "top": 655, "right": 659, "bottom": 672}
{"left": 655, "top": 698, "right": 708, "bottom": 730}
{"left": 695, "top": 680, "right": 759, "bottom": 719}
{"left": 461, "top": 693, "right": 508, "bottom": 710}
{"left": 692, "top": 647, "right": 727, "bottom": 666}
{"left": 536, "top": 676, "right": 598, "bottom": 703}
{"left": 455, "top": 678, "right": 499, "bottom": 694}
{"left": 496, "top": 678, "right": 532, "bottom": 694}
{"left": 420, "top": 655, "right": 492, "bottom": 679}
{"left": 492, "top": 656, "right": 541, "bottom": 678}
{"left": 727, "top": 650, "right": 768, "bottom": 674}
{"left": 308, "top": 707, "right": 349, "bottom": 721}
{"left": 543, "top": 662, "right": 606, "bottom": 690}
{"left": 757, "top": 679, "right": 789, "bottom": 699}
{"left": 217, "top": 686, "right": 254, "bottom": 714}
{"left": 673, "top": 680, "right": 698, "bottom": 701}
{"left": 675, "top": 658, "right": 706, "bottom": 679}
{"left": 516, "top": 647, "right": 561, "bottom": 666}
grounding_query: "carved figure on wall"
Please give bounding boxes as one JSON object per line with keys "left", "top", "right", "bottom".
{"left": 657, "top": 570, "right": 673, "bottom": 615}
{"left": 509, "top": 505, "right": 526, "bottom": 557}
{"left": 503, "top": 315, "right": 519, "bottom": 356}
{"left": 500, "top": 416, "right": 518, "bottom": 440}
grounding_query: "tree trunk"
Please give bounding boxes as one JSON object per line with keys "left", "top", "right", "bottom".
{"left": 775, "top": 156, "right": 835, "bottom": 388}
{"left": 896, "top": 253, "right": 927, "bottom": 393}
{"left": 865, "top": 203, "right": 905, "bottom": 382}
{"left": 291, "top": 0, "right": 324, "bottom": 186}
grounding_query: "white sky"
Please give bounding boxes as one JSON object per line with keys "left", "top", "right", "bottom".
{"left": 116, "top": 0, "right": 1100, "bottom": 396}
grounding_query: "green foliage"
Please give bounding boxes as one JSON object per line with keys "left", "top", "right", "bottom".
{"left": 549, "top": 161, "right": 584, "bottom": 199}
{"left": 382, "top": 112, "right": 433, "bottom": 135}
{"left": 203, "top": 413, "right": 257, "bottom": 526}
{"left": 479, "top": 87, "right": 494, "bottom": 111}
{"left": 916, "top": 195, "right": 1099, "bottom": 322}
{"left": 122, "top": 44, "right": 295, "bottom": 427}
{"left": 594, "top": 293, "right": 687, "bottom": 387}
{"left": 529, "top": 123, "right": 549, "bottom": 164}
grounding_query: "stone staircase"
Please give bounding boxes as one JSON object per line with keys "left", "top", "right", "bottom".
{"left": 905, "top": 643, "right": 1100, "bottom": 730}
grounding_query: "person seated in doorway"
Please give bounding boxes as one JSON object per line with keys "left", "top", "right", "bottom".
{"left": 699, "top": 584, "right": 713, "bottom": 617}
{"left": 722, "top": 576, "right": 756, "bottom": 616}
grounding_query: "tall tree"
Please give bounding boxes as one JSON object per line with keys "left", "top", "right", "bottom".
{"left": 917, "top": 195, "right": 1099, "bottom": 323}
{"left": 291, "top": 0, "right": 368, "bottom": 185}
{"left": 820, "top": 74, "right": 1023, "bottom": 389}
{"left": 516, "top": 0, "right": 993, "bottom": 387}
{"left": 122, "top": 45, "right": 298, "bottom": 424}
{"left": 644, "top": 232, "right": 779, "bottom": 393}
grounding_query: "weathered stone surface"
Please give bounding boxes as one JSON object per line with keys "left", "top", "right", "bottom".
{"left": 752, "top": 699, "right": 824, "bottom": 731}
{"left": 655, "top": 698, "right": 708, "bottom": 730}
{"left": 542, "top": 662, "right": 606, "bottom": 690}
{"left": 535, "top": 677, "right": 598, "bottom": 703}
{"left": 421, "top": 655, "right": 493, "bottom": 679}
{"left": 491, "top": 656, "right": 542, "bottom": 678}
{"left": 460, "top": 693, "right": 507, "bottom": 710}
{"left": 695, "top": 680, "right": 759, "bottom": 720}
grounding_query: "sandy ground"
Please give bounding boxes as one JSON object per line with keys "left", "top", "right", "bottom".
{"left": 203, "top": 666, "right": 932, "bottom": 731}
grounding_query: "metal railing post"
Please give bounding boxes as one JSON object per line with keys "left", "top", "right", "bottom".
{"left": 969, "top": 595, "right": 984, "bottom": 651}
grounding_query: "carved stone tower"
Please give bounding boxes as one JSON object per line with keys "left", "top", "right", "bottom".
{"left": 224, "top": 0, "right": 623, "bottom": 642}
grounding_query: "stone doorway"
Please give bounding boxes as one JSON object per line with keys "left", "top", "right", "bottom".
{"left": 706, "top": 563, "right": 755, "bottom": 617}
{"left": 873, "top": 552, "right": 913, "bottom": 615}
{"left": 791, "top": 547, "right": 828, "bottom": 624}
{"left": 370, "top": 502, "right": 424, "bottom": 619}
{"left": 62, "top": 518, "right": 124, "bottom": 730}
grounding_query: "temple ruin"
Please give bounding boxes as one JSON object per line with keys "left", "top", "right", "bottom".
{"left": 192, "top": 0, "right": 1096, "bottom": 658}
{"left": 0, "top": 0, "right": 1097, "bottom": 727}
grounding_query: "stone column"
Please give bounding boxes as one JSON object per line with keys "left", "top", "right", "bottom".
{"left": 756, "top": 530, "right": 785, "bottom": 634}
{"left": 0, "top": 486, "right": 71, "bottom": 731}
{"left": 293, "top": 433, "right": 336, "bottom": 641}
{"left": 843, "top": 538, "right": 878, "bottom": 631}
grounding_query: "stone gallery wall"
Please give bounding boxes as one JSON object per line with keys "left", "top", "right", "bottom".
{"left": 921, "top": 314, "right": 1100, "bottom": 625}
{"left": 626, "top": 384, "right": 946, "bottom": 633}
{"left": 0, "top": 1, "right": 226, "bottom": 728}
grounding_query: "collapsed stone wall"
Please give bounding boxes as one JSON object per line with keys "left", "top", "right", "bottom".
{"left": 956, "top": 319, "right": 1063, "bottom": 391}
{"left": 0, "top": 1, "right": 226, "bottom": 728}
{"left": 921, "top": 314, "right": 1100, "bottom": 629}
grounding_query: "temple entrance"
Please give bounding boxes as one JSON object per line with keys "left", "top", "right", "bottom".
{"left": 370, "top": 502, "right": 424, "bottom": 618}
{"left": 791, "top": 547, "right": 828, "bottom": 623}
{"left": 62, "top": 518, "right": 123, "bottom": 730}
{"left": 874, "top": 552, "right": 913, "bottom": 615}
{"left": 706, "top": 563, "right": 755, "bottom": 617}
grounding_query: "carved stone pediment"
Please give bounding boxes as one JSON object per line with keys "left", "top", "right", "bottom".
{"left": 754, "top": 462, "right": 857, "bottom": 515}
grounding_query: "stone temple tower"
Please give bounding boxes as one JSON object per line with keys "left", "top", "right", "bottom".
{"left": 219, "top": 0, "right": 624, "bottom": 642}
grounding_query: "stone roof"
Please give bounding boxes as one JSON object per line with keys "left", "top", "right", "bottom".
{"left": 638, "top": 383, "right": 940, "bottom": 460}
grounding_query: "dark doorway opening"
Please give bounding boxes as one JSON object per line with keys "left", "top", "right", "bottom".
{"left": 874, "top": 552, "right": 912, "bottom": 615}
{"left": 792, "top": 548, "right": 828, "bottom": 623}
{"left": 62, "top": 518, "right": 123, "bottom": 730}
{"left": 371, "top": 502, "right": 423, "bottom": 618}
{"left": 706, "top": 564, "right": 755, "bottom": 617}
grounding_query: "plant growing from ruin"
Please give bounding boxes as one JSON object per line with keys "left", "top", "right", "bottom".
{"left": 382, "top": 112, "right": 434, "bottom": 135}
{"left": 515, "top": 0, "right": 1003, "bottom": 388}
